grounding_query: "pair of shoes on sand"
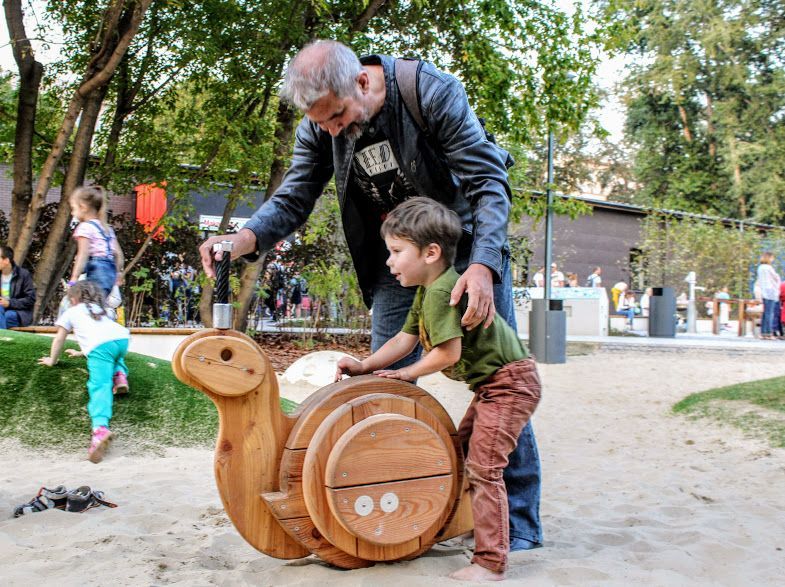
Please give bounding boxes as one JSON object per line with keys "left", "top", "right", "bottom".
{"left": 13, "top": 485, "right": 117, "bottom": 517}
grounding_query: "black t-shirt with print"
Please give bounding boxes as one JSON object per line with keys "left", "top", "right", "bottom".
{"left": 350, "top": 122, "right": 419, "bottom": 275}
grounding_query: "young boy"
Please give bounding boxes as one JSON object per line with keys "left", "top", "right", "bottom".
{"left": 335, "top": 197, "right": 541, "bottom": 581}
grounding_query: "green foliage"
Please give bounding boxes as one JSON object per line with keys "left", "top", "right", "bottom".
{"left": 673, "top": 375, "right": 785, "bottom": 448}
{"left": 0, "top": 330, "right": 297, "bottom": 454}
{"left": 604, "top": 0, "right": 785, "bottom": 221}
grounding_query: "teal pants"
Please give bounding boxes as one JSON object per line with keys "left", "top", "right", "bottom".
{"left": 86, "top": 339, "right": 129, "bottom": 430}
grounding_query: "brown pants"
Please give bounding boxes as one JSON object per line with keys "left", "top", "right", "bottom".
{"left": 456, "top": 358, "right": 542, "bottom": 573}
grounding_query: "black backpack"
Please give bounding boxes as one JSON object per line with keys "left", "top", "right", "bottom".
{"left": 394, "top": 58, "right": 515, "bottom": 169}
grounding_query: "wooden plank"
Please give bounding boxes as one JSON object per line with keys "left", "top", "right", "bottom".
{"left": 181, "top": 335, "right": 266, "bottom": 396}
{"left": 327, "top": 474, "right": 453, "bottom": 546}
{"left": 301, "top": 403, "right": 359, "bottom": 556}
{"left": 325, "top": 414, "right": 452, "bottom": 488}
{"left": 277, "top": 517, "right": 372, "bottom": 569}
{"left": 286, "top": 375, "right": 456, "bottom": 449}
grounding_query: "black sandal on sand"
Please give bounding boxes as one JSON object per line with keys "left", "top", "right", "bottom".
{"left": 13, "top": 485, "right": 70, "bottom": 517}
{"left": 65, "top": 486, "right": 118, "bottom": 513}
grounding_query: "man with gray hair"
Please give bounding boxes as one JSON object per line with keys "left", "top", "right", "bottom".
{"left": 199, "top": 40, "right": 543, "bottom": 554}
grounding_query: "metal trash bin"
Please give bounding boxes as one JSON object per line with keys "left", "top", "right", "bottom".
{"left": 648, "top": 287, "right": 676, "bottom": 338}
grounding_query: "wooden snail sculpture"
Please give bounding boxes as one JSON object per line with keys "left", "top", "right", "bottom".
{"left": 172, "top": 242, "right": 472, "bottom": 568}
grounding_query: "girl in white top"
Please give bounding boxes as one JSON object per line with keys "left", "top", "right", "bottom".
{"left": 39, "top": 281, "right": 130, "bottom": 462}
{"left": 756, "top": 252, "right": 781, "bottom": 339}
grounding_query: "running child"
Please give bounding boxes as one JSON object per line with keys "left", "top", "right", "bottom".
{"left": 39, "top": 281, "right": 130, "bottom": 463}
{"left": 67, "top": 185, "right": 124, "bottom": 297}
{"left": 335, "top": 197, "right": 541, "bottom": 582}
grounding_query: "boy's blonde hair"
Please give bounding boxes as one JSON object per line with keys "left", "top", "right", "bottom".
{"left": 380, "top": 197, "right": 463, "bottom": 265}
{"left": 68, "top": 281, "right": 107, "bottom": 321}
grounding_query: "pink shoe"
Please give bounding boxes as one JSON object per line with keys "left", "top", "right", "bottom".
{"left": 88, "top": 426, "right": 114, "bottom": 463}
{"left": 112, "top": 371, "right": 128, "bottom": 396}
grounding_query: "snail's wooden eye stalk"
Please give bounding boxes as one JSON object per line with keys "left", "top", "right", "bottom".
{"left": 172, "top": 251, "right": 473, "bottom": 568}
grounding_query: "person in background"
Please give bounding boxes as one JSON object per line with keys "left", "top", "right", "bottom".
{"left": 566, "top": 272, "right": 579, "bottom": 288}
{"left": 756, "top": 252, "right": 780, "bottom": 340}
{"left": 67, "top": 185, "right": 124, "bottom": 298}
{"left": 617, "top": 289, "right": 638, "bottom": 329}
{"left": 640, "top": 287, "right": 653, "bottom": 317}
{"left": 532, "top": 266, "right": 545, "bottom": 288}
{"left": 585, "top": 266, "right": 602, "bottom": 288}
{"left": 0, "top": 245, "right": 36, "bottom": 329}
{"left": 611, "top": 281, "right": 628, "bottom": 309}
{"left": 550, "top": 263, "right": 565, "bottom": 288}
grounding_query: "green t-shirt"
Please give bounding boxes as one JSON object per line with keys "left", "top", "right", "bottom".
{"left": 401, "top": 267, "right": 529, "bottom": 388}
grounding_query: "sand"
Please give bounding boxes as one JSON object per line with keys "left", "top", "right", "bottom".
{"left": 2, "top": 349, "right": 785, "bottom": 586}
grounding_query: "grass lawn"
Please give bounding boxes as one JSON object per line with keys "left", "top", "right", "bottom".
{"left": 0, "top": 330, "right": 297, "bottom": 454}
{"left": 673, "top": 376, "right": 785, "bottom": 448}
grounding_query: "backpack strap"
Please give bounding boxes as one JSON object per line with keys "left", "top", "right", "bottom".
{"left": 88, "top": 219, "right": 114, "bottom": 257}
{"left": 395, "top": 58, "right": 428, "bottom": 134}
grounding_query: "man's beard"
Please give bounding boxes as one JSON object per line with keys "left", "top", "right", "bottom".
{"left": 343, "top": 104, "right": 372, "bottom": 140}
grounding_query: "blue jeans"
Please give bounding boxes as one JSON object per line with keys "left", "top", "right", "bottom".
{"left": 86, "top": 339, "right": 129, "bottom": 429}
{"left": 0, "top": 306, "right": 21, "bottom": 329}
{"left": 762, "top": 299, "right": 778, "bottom": 335}
{"left": 371, "top": 254, "right": 543, "bottom": 549}
{"left": 86, "top": 256, "right": 117, "bottom": 297}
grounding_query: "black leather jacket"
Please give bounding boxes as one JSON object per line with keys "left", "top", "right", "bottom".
{"left": 244, "top": 55, "right": 512, "bottom": 306}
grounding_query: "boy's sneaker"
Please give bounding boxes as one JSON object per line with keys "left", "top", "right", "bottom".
{"left": 88, "top": 426, "right": 114, "bottom": 463}
{"left": 112, "top": 371, "right": 128, "bottom": 396}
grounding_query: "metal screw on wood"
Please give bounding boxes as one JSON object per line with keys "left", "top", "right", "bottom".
{"left": 438, "top": 460, "right": 444, "bottom": 465}
{"left": 413, "top": 524, "right": 419, "bottom": 530}
{"left": 342, "top": 472, "right": 348, "bottom": 477}
{"left": 375, "top": 527, "right": 382, "bottom": 535}
{"left": 439, "top": 485, "right": 444, "bottom": 491}
{"left": 280, "top": 504, "right": 286, "bottom": 509}
{"left": 370, "top": 431, "right": 376, "bottom": 438}
{"left": 294, "top": 526, "right": 300, "bottom": 532}
{"left": 198, "top": 356, "right": 205, "bottom": 362}
{"left": 404, "top": 427, "right": 411, "bottom": 432}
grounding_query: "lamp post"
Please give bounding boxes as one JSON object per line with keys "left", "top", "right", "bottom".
{"left": 528, "top": 129, "right": 567, "bottom": 363}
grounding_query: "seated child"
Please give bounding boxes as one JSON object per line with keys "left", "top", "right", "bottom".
{"left": 335, "top": 197, "right": 541, "bottom": 582}
{"left": 38, "top": 281, "right": 130, "bottom": 463}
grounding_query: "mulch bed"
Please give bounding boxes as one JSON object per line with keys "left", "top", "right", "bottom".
{"left": 251, "top": 332, "right": 371, "bottom": 372}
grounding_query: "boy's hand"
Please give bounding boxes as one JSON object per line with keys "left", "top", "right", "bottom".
{"left": 64, "top": 349, "right": 83, "bottom": 358}
{"left": 335, "top": 357, "right": 365, "bottom": 381}
{"left": 374, "top": 368, "right": 416, "bottom": 382}
{"left": 38, "top": 357, "right": 56, "bottom": 367}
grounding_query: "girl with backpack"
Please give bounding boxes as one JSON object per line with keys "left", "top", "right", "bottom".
{"left": 67, "top": 185, "right": 124, "bottom": 297}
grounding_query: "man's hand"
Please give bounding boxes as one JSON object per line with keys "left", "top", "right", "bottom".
{"left": 65, "top": 349, "right": 83, "bottom": 358}
{"left": 38, "top": 356, "right": 56, "bottom": 367}
{"left": 0, "top": 297, "right": 9, "bottom": 308}
{"left": 450, "top": 263, "right": 495, "bottom": 330}
{"left": 198, "top": 228, "right": 258, "bottom": 278}
{"left": 335, "top": 357, "right": 365, "bottom": 381}
{"left": 374, "top": 367, "right": 416, "bottom": 382}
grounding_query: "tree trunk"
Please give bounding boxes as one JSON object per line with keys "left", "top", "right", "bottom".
{"left": 13, "top": 0, "right": 152, "bottom": 266}
{"left": 727, "top": 135, "right": 746, "bottom": 218}
{"left": 705, "top": 91, "right": 716, "bottom": 159}
{"left": 4, "top": 0, "right": 44, "bottom": 247}
{"left": 33, "top": 85, "right": 108, "bottom": 320}
{"left": 677, "top": 104, "right": 692, "bottom": 142}
{"left": 233, "top": 101, "right": 297, "bottom": 332}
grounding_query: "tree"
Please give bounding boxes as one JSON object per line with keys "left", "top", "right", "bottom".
{"left": 604, "top": 0, "right": 785, "bottom": 220}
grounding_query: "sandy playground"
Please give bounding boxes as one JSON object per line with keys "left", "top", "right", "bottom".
{"left": 1, "top": 348, "right": 785, "bottom": 586}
